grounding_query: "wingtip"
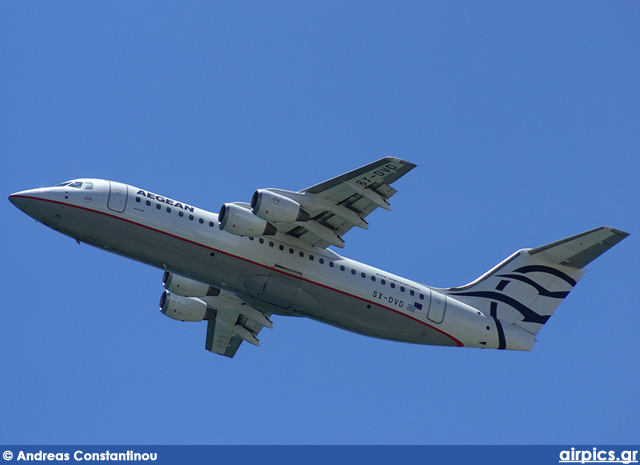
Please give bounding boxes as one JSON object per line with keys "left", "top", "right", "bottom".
{"left": 389, "top": 156, "right": 418, "bottom": 169}
{"left": 606, "top": 226, "right": 630, "bottom": 238}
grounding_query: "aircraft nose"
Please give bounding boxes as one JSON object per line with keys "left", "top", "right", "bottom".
{"left": 9, "top": 188, "right": 47, "bottom": 213}
{"left": 8, "top": 193, "right": 19, "bottom": 207}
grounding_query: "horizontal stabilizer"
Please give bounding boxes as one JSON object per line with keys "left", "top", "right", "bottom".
{"left": 442, "top": 226, "right": 629, "bottom": 339}
{"left": 528, "top": 226, "right": 629, "bottom": 269}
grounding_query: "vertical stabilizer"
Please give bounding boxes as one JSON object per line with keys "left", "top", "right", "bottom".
{"left": 441, "top": 227, "right": 628, "bottom": 341}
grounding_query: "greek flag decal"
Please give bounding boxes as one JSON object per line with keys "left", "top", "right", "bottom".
{"left": 408, "top": 302, "right": 423, "bottom": 313}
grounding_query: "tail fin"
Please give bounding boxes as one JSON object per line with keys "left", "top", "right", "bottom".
{"left": 442, "top": 226, "right": 629, "bottom": 338}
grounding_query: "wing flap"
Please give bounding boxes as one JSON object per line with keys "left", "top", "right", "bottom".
{"left": 203, "top": 291, "right": 272, "bottom": 358}
{"left": 272, "top": 157, "right": 416, "bottom": 248}
{"left": 205, "top": 319, "right": 243, "bottom": 358}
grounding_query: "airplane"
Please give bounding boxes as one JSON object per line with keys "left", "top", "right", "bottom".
{"left": 9, "top": 157, "right": 629, "bottom": 358}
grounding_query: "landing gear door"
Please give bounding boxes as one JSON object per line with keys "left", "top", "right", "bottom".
{"left": 108, "top": 181, "right": 128, "bottom": 213}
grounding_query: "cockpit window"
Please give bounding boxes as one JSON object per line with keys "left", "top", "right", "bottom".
{"left": 57, "top": 180, "right": 92, "bottom": 189}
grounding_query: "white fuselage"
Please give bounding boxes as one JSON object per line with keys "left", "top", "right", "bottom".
{"left": 10, "top": 179, "right": 504, "bottom": 350}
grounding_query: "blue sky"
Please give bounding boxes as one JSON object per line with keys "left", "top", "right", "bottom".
{"left": 1, "top": 2, "right": 638, "bottom": 445}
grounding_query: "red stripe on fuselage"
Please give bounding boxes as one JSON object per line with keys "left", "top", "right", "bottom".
{"left": 13, "top": 194, "right": 464, "bottom": 347}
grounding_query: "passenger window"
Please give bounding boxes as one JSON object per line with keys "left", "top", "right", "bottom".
{"left": 319, "top": 258, "right": 324, "bottom": 264}
{"left": 371, "top": 276, "right": 376, "bottom": 282}
{"left": 199, "top": 218, "right": 204, "bottom": 224}
{"left": 329, "top": 262, "right": 334, "bottom": 268}
{"left": 209, "top": 221, "right": 215, "bottom": 227}
{"left": 189, "top": 214, "right": 194, "bottom": 220}
{"left": 410, "top": 290, "right": 415, "bottom": 296}
{"left": 400, "top": 286, "right": 405, "bottom": 292}
{"left": 390, "top": 283, "right": 396, "bottom": 289}
{"left": 309, "top": 255, "right": 314, "bottom": 261}
{"left": 419, "top": 294, "right": 425, "bottom": 300}
{"left": 179, "top": 211, "right": 184, "bottom": 217}
{"left": 361, "top": 272, "right": 366, "bottom": 278}
{"left": 381, "top": 279, "right": 386, "bottom": 285}
{"left": 299, "top": 252, "right": 304, "bottom": 258}
{"left": 146, "top": 200, "right": 151, "bottom": 206}
{"left": 340, "top": 265, "right": 346, "bottom": 271}
{"left": 166, "top": 207, "right": 171, "bottom": 213}
{"left": 259, "top": 238, "right": 264, "bottom": 244}
{"left": 279, "top": 245, "right": 284, "bottom": 251}
{"left": 156, "top": 204, "right": 161, "bottom": 210}
{"left": 136, "top": 197, "right": 141, "bottom": 203}
{"left": 289, "top": 248, "right": 294, "bottom": 254}
{"left": 269, "top": 241, "right": 274, "bottom": 247}
{"left": 350, "top": 269, "right": 356, "bottom": 275}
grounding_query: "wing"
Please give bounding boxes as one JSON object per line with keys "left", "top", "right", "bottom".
{"left": 267, "top": 157, "right": 417, "bottom": 248}
{"left": 205, "top": 320, "right": 244, "bottom": 358}
{"left": 203, "top": 291, "right": 273, "bottom": 358}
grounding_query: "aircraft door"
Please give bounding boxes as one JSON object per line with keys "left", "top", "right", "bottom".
{"left": 108, "top": 181, "right": 128, "bottom": 212}
{"left": 427, "top": 292, "right": 446, "bottom": 324}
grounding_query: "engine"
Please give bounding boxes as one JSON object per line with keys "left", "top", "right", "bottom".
{"left": 159, "top": 290, "right": 214, "bottom": 322}
{"left": 162, "top": 271, "right": 220, "bottom": 297}
{"left": 251, "top": 189, "right": 310, "bottom": 223}
{"left": 218, "top": 203, "right": 277, "bottom": 237}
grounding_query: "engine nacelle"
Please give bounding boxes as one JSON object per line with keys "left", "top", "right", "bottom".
{"left": 162, "top": 271, "right": 220, "bottom": 297}
{"left": 218, "top": 203, "right": 277, "bottom": 237}
{"left": 159, "top": 290, "right": 213, "bottom": 322}
{"left": 251, "top": 190, "right": 310, "bottom": 223}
